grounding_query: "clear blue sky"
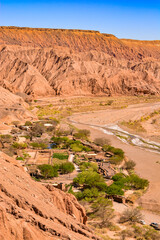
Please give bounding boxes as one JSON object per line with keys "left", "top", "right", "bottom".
{"left": 0, "top": 0, "right": 160, "bottom": 40}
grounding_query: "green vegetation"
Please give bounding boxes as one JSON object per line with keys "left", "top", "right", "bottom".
{"left": 74, "top": 129, "right": 90, "bottom": 140}
{"left": 121, "top": 120, "right": 146, "bottom": 132}
{"left": 103, "top": 145, "right": 124, "bottom": 164}
{"left": 16, "top": 156, "right": 24, "bottom": 161}
{"left": 30, "top": 142, "right": 48, "bottom": 149}
{"left": 38, "top": 164, "right": 59, "bottom": 179}
{"left": 79, "top": 162, "right": 98, "bottom": 172}
{"left": 51, "top": 136, "right": 91, "bottom": 152}
{"left": 37, "top": 162, "right": 75, "bottom": 178}
{"left": 12, "top": 142, "right": 28, "bottom": 149}
{"left": 59, "top": 162, "right": 75, "bottom": 174}
{"left": 73, "top": 170, "right": 108, "bottom": 201}
{"left": 106, "top": 184, "right": 124, "bottom": 196}
{"left": 91, "top": 197, "right": 114, "bottom": 227}
{"left": 25, "top": 121, "right": 32, "bottom": 126}
{"left": 105, "top": 173, "right": 149, "bottom": 196}
{"left": 52, "top": 152, "right": 69, "bottom": 160}
{"left": 36, "top": 105, "right": 60, "bottom": 118}
{"left": 70, "top": 142, "right": 91, "bottom": 152}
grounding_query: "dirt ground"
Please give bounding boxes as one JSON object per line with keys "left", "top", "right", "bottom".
{"left": 70, "top": 101, "right": 160, "bottom": 214}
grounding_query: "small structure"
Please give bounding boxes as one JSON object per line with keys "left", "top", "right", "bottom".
{"left": 98, "top": 162, "right": 116, "bottom": 179}
{"left": 106, "top": 194, "right": 126, "bottom": 204}
{"left": 105, "top": 152, "right": 114, "bottom": 158}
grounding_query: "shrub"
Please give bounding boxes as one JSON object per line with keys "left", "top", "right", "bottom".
{"left": 76, "top": 187, "right": 99, "bottom": 201}
{"left": 95, "top": 182, "right": 108, "bottom": 192}
{"left": 124, "top": 160, "right": 136, "bottom": 170}
{"left": 0, "top": 134, "right": 13, "bottom": 144}
{"left": 74, "top": 129, "right": 90, "bottom": 140}
{"left": 12, "top": 142, "right": 28, "bottom": 149}
{"left": 94, "top": 138, "right": 111, "bottom": 146}
{"left": 70, "top": 142, "right": 91, "bottom": 152}
{"left": 38, "top": 164, "right": 58, "bottom": 179}
{"left": 79, "top": 162, "right": 98, "bottom": 172}
{"left": 30, "top": 123, "right": 45, "bottom": 138}
{"left": 112, "top": 173, "right": 125, "bottom": 182}
{"left": 119, "top": 208, "right": 142, "bottom": 223}
{"left": 103, "top": 145, "right": 124, "bottom": 164}
{"left": 30, "top": 142, "right": 48, "bottom": 149}
{"left": 16, "top": 156, "right": 24, "bottom": 161}
{"left": 91, "top": 197, "right": 114, "bottom": 227}
{"left": 106, "top": 183, "right": 124, "bottom": 196}
{"left": 25, "top": 121, "right": 32, "bottom": 126}
{"left": 59, "top": 162, "right": 75, "bottom": 174}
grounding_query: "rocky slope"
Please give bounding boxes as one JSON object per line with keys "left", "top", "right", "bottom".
{"left": 0, "top": 151, "right": 99, "bottom": 240}
{"left": 0, "top": 26, "right": 160, "bottom": 97}
{"left": 0, "top": 86, "right": 35, "bottom": 123}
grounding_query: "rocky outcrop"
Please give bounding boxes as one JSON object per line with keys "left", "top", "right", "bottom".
{"left": 0, "top": 27, "right": 160, "bottom": 97}
{"left": 0, "top": 86, "right": 35, "bottom": 123}
{"left": 46, "top": 185, "right": 87, "bottom": 224}
{"left": 0, "top": 152, "right": 99, "bottom": 240}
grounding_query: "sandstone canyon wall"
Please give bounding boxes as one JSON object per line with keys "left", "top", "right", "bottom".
{"left": 0, "top": 27, "right": 160, "bottom": 97}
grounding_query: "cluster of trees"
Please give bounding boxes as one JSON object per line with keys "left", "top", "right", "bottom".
{"left": 51, "top": 136, "right": 91, "bottom": 152}
{"left": 12, "top": 141, "right": 49, "bottom": 150}
{"left": 73, "top": 169, "right": 108, "bottom": 201}
{"left": 106, "top": 173, "right": 149, "bottom": 196}
{"left": 73, "top": 170, "right": 149, "bottom": 201}
{"left": 37, "top": 162, "right": 75, "bottom": 179}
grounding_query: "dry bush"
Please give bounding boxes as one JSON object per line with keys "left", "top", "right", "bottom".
{"left": 119, "top": 208, "right": 142, "bottom": 224}
{"left": 94, "top": 138, "right": 111, "bottom": 146}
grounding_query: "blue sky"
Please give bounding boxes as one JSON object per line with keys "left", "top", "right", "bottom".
{"left": 0, "top": 0, "right": 160, "bottom": 40}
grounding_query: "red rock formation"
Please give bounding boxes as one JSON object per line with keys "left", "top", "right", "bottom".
{"left": 0, "top": 86, "right": 35, "bottom": 123}
{"left": 0, "top": 27, "right": 160, "bottom": 97}
{"left": 0, "top": 151, "right": 99, "bottom": 240}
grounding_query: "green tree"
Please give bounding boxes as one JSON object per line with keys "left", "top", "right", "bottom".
{"left": 125, "top": 174, "right": 149, "bottom": 190}
{"left": 38, "top": 164, "right": 58, "bottom": 179}
{"left": 73, "top": 170, "right": 104, "bottom": 188}
{"left": 59, "top": 162, "right": 75, "bottom": 174}
{"left": 106, "top": 184, "right": 124, "bottom": 196}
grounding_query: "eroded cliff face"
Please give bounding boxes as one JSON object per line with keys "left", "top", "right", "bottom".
{"left": 0, "top": 151, "right": 99, "bottom": 240}
{"left": 0, "top": 86, "right": 35, "bottom": 123}
{"left": 0, "top": 27, "right": 160, "bottom": 97}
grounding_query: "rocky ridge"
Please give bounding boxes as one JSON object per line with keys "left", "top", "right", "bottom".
{"left": 0, "top": 27, "right": 160, "bottom": 97}
{"left": 0, "top": 151, "right": 99, "bottom": 240}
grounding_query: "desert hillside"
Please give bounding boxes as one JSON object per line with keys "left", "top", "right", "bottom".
{"left": 0, "top": 26, "right": 160, "bottom": 97}
{"left": 0, "top": 86, "right": 35, "bottom": 123}
{"left": 0, "top": 151, "right": 99, "bottom": 240}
